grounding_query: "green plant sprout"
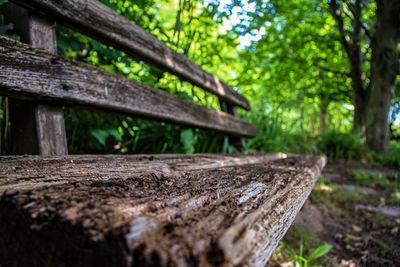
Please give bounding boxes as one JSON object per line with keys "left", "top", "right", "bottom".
{"left": 279, "top": 239, "right": 332, "bottom": 267}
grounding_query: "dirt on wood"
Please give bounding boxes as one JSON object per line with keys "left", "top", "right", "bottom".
{"left": 0, "top": 153, "right": 325, "bottom": 266}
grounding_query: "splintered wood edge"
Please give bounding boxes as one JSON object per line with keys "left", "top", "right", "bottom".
{"left": 0, "top": 154, "right": 326, "bottom": 266}
{"left": 218, "top": 155, "right": 327, "bottom": 266}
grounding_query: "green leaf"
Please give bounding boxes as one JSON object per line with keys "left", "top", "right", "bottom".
{"left": 307, "top": 244, "right": 332, "bottom": 262}
{"left": 177, "top": 91, "right": 193, "bottom": 101}
{"left": 91, "top": 128, "right": 122, "bottom": 146}
{"left": 0, "top": 23, "right": 13, "bottom": 36}
{"left": 222, "top": 136, "right": 237, "bottom": 154}
{"left": 180, "top": 129, "right": 195, "bottom": 154}
{"left": 97, "top": 0, "right": 117, "bottom": 11}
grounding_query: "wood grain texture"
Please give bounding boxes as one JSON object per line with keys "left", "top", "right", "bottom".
{"left": 10, "top": 0, "right": 250, "bottom": 110}
{"left": 0, "top": 153, "right": 326, "bottom": 266}
{"left": 35, "top": 105, "right": 68, "bottom": 155}
{"left": 28, "top": 14, "right": 57, "bottom": 53}
{"left": 0, "top": 36, "right": 257, "bottom": 137}
{"left": 29, "top": 14, "right": 68, "bottom": 155}
{"left": 3, "top": 3, "right": 68, "bottom": 155}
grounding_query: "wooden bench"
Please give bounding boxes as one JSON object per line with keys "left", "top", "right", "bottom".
{"left": 0, "top": 1, "right": 326, "bottom": 266}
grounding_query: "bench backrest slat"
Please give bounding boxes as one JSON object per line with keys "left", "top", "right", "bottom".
{"left": 0, "top": 37, "right": 258, "bottom": 137}
{"left": 11, "top": 0, "right": 250, "bottom": 110}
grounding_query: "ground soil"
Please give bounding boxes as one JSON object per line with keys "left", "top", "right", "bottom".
{"left": 269, "top": 160, "right": 400, "bottom": 267}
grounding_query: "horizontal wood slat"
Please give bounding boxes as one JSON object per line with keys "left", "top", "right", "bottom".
{"left": 10, "top": 0, "right": 251, "bottom": 110}
{"left": 0, "top": 37, "right": 257, "bottom": 137}
{"left": 0, "top": 153, "right": 327, "bottom": 266}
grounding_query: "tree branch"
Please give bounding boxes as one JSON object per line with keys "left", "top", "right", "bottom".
{"left": 343, "top": 0, "right": 356, "bottom": 16}
{"left": 352, "top": 0, "right": 362, "bottom": 44}
{"left": 328, "top": 1, "right": 351, "bottom": 55}
{"left": 360, "top": 23, "right": 372, "bottom": 40}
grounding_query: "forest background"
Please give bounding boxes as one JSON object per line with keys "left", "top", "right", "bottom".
{"left": 0, "top": 0, "right": 399, "bottom": 168}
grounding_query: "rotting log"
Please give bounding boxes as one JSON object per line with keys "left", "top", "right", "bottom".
{"left": 10, "top": 0, "right": 250, "bottom": 110}
{"left": 0, "top": 36, "right": 257, "bottom": 137}
{"left": 0, "top": 153, "right": 326, "bottom": 266}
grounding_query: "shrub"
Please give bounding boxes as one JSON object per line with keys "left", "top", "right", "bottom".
{"left": 317, "top": 130, "right": 365, "bottom": 160}
{"left": 372, "top": 140, "right": 400, "bottom": 169}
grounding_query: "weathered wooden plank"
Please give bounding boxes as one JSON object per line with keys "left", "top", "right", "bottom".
{"left": 0, "top": 152, "right": 287, "bottom": 193}
{"left": 35, "top": 104, "right": 68, "bottom": 155}
{"left": 26, "top": 14, "right": 68, "bottom": 155}
{"left": 3, "top": 3, "right": 68, "bottom": 155}
{"left": 28, "top": 13, "right": 57, "bottom": 54}
{"left": 0, "top": 153, "right": 326, "bottom": 266}
{"left": 10, "top": 0, "right": 250, "bottom": 110}
{"left": 0, "top": 36, "right": 257, "bottom": 137}
{"left": 9, "top": 100, "right": 68, "bottom": 155}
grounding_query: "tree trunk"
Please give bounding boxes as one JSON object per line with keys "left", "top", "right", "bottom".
{"left": 349, "top": 0, "right": 369, "bottom": 133}
{"left": 366, "top": 0, "right": 400, "bottom": 153}
{"left": 351, "top": 61, "right": 368, "bottom": 134}
{"left": 319, "top": 102, "right": 329, "bottom": 133}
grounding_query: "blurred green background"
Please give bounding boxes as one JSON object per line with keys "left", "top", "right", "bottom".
{"left": 0, "top": 0, "right": 399, "bottom": 168}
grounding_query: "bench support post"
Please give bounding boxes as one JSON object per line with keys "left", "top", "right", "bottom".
{"left": 3, "top": 3, "right": 68, "bottom": 155}
{"left": 219, "top": 100, "right": 246, "bottom": 151}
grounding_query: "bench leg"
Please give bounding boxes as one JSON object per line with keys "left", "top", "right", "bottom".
{"left": 3, "top": 3, "right": 68, "bottom": 155}
{"left": 219, "top": 100, "right": 246, "bottom": 151}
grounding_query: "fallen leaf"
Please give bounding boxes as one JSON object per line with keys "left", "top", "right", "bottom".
{"left": 345, "top": 244, "right": 353, "bottom": 250}
{"left": 280, "top": 262, "right": 294, "bottom": 267}
{"left": 335, "top": 233, "right": 343, "bottom": 239}
{"left": 351, "top": 224, "right": 362, "bottom": 232}
{"left": 339, "top": 259, "right": 357, "bottom": 267}
{"left": 346, "top": 234, "right": 362, "bottom": 242}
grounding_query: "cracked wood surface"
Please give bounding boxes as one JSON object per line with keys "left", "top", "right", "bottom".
{"left": 0, "top": 36, "right": 257, "bottom": 137}
{"left": 0, "top": 153, "right": 326, "bottom": 266}
{"left": 10, "top": 0, "right": 250, "bottom": 110}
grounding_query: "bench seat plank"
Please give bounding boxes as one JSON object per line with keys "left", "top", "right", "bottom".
{"left": 0, "top": 153, "right": 326, "bottom": 266}
{"left": 0, "top": 36, "right": 257, "bottom": 137}
{"left": 10, "top": 0, "right": 250, "bottom": 110}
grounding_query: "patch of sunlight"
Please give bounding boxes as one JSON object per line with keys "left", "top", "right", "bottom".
{"left": 343, "top": 103, "right": 354, "bottom": 110}
{"left": 203, "top": 0, "right": 268, "bottom": 49}
{"left": 314, "top": 185, "right": 333, "bottom": 192}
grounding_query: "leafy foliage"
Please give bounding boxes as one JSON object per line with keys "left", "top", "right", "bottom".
{"left": 0, "top": 0, "right": 399, "bottom": 157}
{"left": 0, "top": 0, "right": 18, "bottom": 40}
{"left": 317, "top": 130, "right": 365, "bottom": 160}
{"left": 310, "top": 177, "right": 379, "bottom": 208}
{"left": 56, "top": 0, "right": 234, "bottom": 154}
{"left": 180, "top": 129, "right": 195, "bottom": 154}
{"left": 372, "top": 141, "right": 400, "bottom": 169}
{"left": 353, "top": 169, "right": 400, "bottom": 192}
